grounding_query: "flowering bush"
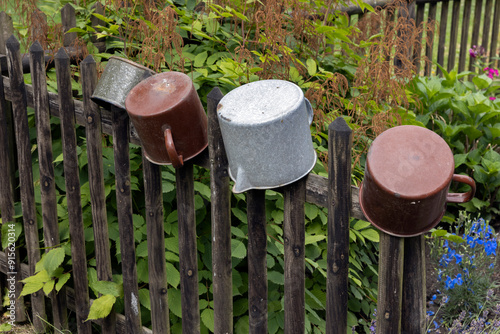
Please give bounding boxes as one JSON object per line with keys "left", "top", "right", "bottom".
{"left": 428, "top": 214, "right": 499, "bottom": 330}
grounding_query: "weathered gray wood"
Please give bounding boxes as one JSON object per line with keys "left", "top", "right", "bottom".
{"left": 54, "top": 47, "right": 91, "bottom": 334}
{"left": 0, "top": 12, "right": 13, "bottom": 54}
{"left": 401, "top": 235, "right": 426, "bottom": 334}
{"left": 448, "top": 0, "right": 462, "bottom": 72}
{"left": 143, "top": 156, "right": 170, "bottom": 334}
{"left": 111, "top": 105, "right": 143, "bottom": 334}
{"left": 413, "top": 2, "right": 425, "bottom": 73}
{"left": 6, "top": 35, "right": 47, "bottom": 332}
{"left": 284, "top": 178, "right": 306, "bottom": 334}
{"left": 61, "top": 3, "right": 77, "bottom": 47}
{"left": 470, "top": 0, "right": 484, "bottom": 72}
{"left": 376, "top": 232, "right": 404, "bottom": 334}
{"left": 247, "top": 189, "right": 267, "bottom": 334}
{"left": 0, "top": 251, "right": 154, "bottom": 334}
{"left": 31, "top": 10, "right": 48, "bottom": 49}
{"left": 176, "top": 162, "right": 200, "bottom": 334}
{"left": 81, "top": 55, "right": 116, "bottom": 333}
{"left": 0, "top": 34, "right": 26, "bottom": 323}
{"left": 424, "top": 2, "right": 437, "bottom": 76}
{"left": 29, "top": 41, "right": 68, "bottom": 331}
{"left": 436, "top": 0, "right": 449, "bottom": 75}
{"left": 458, "top": 0, "right": 472, "bottom": 72}
{"left": 207, "top": 87, "right": 233, "bottom": 334}
{"left": 490, "top": 0, "right": 500, "bottom": 68}
{"left": 326, "top": 117, "right": 352, "bottom": 334}
{"left": 90, "top": 2, "right": 106, "bottom": 52}
{"left": 481, "top": 0, "right": 493, "bottom": 53}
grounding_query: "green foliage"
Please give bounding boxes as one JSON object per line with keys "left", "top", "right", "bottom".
{"left": 406, "top": 64, "right": 500, "bottom": 221}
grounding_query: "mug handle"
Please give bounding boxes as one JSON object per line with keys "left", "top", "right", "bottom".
{"left": 446, "top": 174, "right": 476, "bottom": 203}
{"left": 305, "top": 98, "right": 314, "bottom": 125}
{"left": 164, "top": 128, "right": 184, "bottom": 168}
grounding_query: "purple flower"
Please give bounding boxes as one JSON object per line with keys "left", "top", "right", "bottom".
{"left": 491, "top": 96, "right": 497, "bottom": 101}
{"left": 484, "top": 67, "right": 500, "bottom": 79}
{"left": 470, "top": 45, "right": 486, "bottom": 59}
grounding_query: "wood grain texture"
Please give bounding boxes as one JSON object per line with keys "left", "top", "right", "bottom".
{"left": 326, "top": 117, "right": 352, "bottom": 334}
{"left": 284, "top": 178, "right": 306, "bottom": 334}
{"left": 458, "top": 0, "right": 472, "bottom": 72}
{"left": 61, "top": 3, "right": 77, "bottom": 47}
{"left": 424, "top": 2, "right": 437, "bottom": 76}
{"left": 29, "top": 41, "right": 68, "bottom": 331}
{"left": 6, "top": 35, "right": 46, "bottom": 332}
{"left": 80, "top": 55, "right": 116, "bottom": 333}
{"left": 448, "top": 0, "right": 462, "bottom": 72}
{"left": 207, "top": 87, "right": 233, "bottom": 334}
{"left": 436, "top": 0, "right": 449, "bottom": 75}
{"left": 55, "top": 47, "right": 91, "bottom": 334}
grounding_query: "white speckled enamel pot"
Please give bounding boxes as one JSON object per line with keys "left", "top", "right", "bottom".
{"left": 217, "top": 80, "right": 316, "bottom": 193}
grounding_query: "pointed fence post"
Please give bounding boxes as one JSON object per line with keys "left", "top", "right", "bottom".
{"left": 30, "top": 41, "right": 68, "bottom": 331}
{"left": 207, "top": 87, "right": 234, "bottom": 334}
{"left": 326, "top": 117, "right": 352, "bottom": 334}
{"left": 6, "top": 35, "right": 47, "bottom": 332}
{"left": 81, "top": 55, "right": 117, "bottom": 334}
{"left": 55, "top": 47, "right": 92, "bottom": 334}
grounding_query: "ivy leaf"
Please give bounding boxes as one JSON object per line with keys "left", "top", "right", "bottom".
{"left": 42, "top": 247, "right": 65, "bottom": 276}
{"left": 360, "top": 229, "right": 379, "bottom": 242}
{"left": 168, "top": 288, "right": 182, "bottom": 318}
{"left": 267, "top": 270, "right": 284, "bottom": 285}
{"left": 194, "top": 181, "right": 211, "bottom": 200}
{"left": 87, "top": 294, "right": 116, "bottom": 320}
{"left": 201, "top": 308, "right": 215, "bottom": 332}
{"left": 231, "top": 239, "right": 246, "bottom": 259}
{"left": 92, "top": 281, "right": 123, "bottom": 298}
{"left": 138, "top": 288, "right": 151, "bottom": 311}
{"left": 305, "top": 203, "right": 319, "bottom": 221}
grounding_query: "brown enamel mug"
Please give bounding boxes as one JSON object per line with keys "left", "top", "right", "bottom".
{"left": 359, "top": 125, "right": 476, "bottom": 237}
{"left": 124, "top": 72, "right": 208, "bottom": 168}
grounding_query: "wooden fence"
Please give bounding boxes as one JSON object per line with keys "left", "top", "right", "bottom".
{"left": 0, "top": 1, "right": 498, "bottom": 333}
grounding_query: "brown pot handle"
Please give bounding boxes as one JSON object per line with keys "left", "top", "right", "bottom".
{"left": 447, "top": 174, "right": 476, "bottom": 203}
{"left": 164, "top": 128, "right": 184, "bottom": 168}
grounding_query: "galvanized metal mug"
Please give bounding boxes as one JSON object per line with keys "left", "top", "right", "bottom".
{"left": 359, "top": 125, "right": 476, "bottom": 237}
{"left": 91, "top": 56, "right": 155, "bottom": 109}
{"left": 217, "top": 79, "right": 316, "bottom": 193}
{"left": 124, "top": 71, "right": 208, "bottom": 168}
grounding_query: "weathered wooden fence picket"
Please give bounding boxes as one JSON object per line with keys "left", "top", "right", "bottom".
{"left": 0, "top": 0, "right": 498, "bottom": 333}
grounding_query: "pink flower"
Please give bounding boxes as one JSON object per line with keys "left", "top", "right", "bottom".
{"left": 483, "top": 67, "right": 499, "bottom": 79}
{"left": 490, "top": 97, "right": 497, "bottom": 101}
{"left": 470, "top": 45, "right": 486, "bottom": 59}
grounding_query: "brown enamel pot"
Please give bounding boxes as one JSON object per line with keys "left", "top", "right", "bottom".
{"left": 124, "top": 72, "right": 208, "bottom": 168}
{"left": 359, "top": 126, "right": 476, "bottom": 237}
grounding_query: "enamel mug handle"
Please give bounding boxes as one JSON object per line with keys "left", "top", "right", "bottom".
{"left": 447, "top": 174, "right": 476, "bottom": 203}
{"left": 305, "top": 98, "right": 314, "bottom": 125}
{"left": 164, "top": 128, "right": 184, "bottom": 168}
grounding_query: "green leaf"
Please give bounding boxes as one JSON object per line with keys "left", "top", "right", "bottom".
{"left": 306, "top": 58, "right": 317, "bottom": 76}
{"left": 138, "top": 288, "right": 151, "bottom": 310}
{"left": 0, "top": 323, "right": 12, "bottom": 331}
{"left": 55, "top": 273, "right": 70, "bottom": 292}
{"left": 267, "top": 270, "right": 284, "bottom": 285}
{"left": 194, "top": 51, "right": 208, "bottom": 67}
{"left": 43, "top": 279, "right": 55, "bottom": 296}
{"left": 201, "top": 308, "right": 215, "bottom": 332}
{"left": 472, "top": 74, "right": 493, "bottom": 90}
{"left": 232, "top": 208, "right": 247, "bottom": 224}
{"left": 454, "top": 153, "right": 468, "bottom": 168}
{"left": 20, "top": 281, "right": 44, "bottom": 296}
{"left": 194, "top": 181, "right": 211, "bottom": 200}
{"left": 92, "top": 281, "right": 123, "bottom": 297}
{"left": 168, "top": 288, "right": 182, "bottom": 318}
{"left": 166, "top": 263, "right": 180, "bottom": 288}
{"left": 2, "top": 222, "right": 22, "bottom": 250}
{"left": 43, "top": 247, "right": 65, "bottom": 276}
{"left": 352, "top": 220, "right": 371, "bottom": 230}
{"left": 231, "top": 239, "right": 246, "bottom": 259}
{"left": 360, "top": 229, "right": 379, "bottom": 242}
{"left": 304, "top": 235, "right": 326, "bottom": 245}
{"left": 305, "top": 203, "right": 319, "bottom": 220}
{"left": 23, "top": 269, "right": 49, "bottom": 284}
{"left": 235, "top": 316, "right": 249, "bottom": 334}
{"left": 87, "top": 294, "right": 116, "bottom": 320}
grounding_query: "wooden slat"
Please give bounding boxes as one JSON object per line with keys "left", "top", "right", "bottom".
{"left": 143, "top": 157, "right": 170, "bottom": 333}
{"left": 0, "top": 11, "right": 13, "bottom": 54}
{"left": 0, "top": 251, "right": 154, "bottom": 334}
{"left": 436, "top": 0, "right": 449, "bottom": 75}
{"left": 0, "top": 33, "right": 26, "bottom": 324}
{"left": 176, "top": 163, "right": 200, "bottom": 334}
{"left": 81, "top": 55, "right": 116, "bottom": 333}
{"left": 284, "top": 178, "right": 306, "bottom": 334}
{"left": 448, "top": 0, "right": 462, "bottom": 72}
{"left": 470, "top": 0, "right": 484, "bottom": 72}
{"left": 376, "top": 233, "right": 404, "bottom": 334}
{"left": 326, "top": 117, "right": 352, "bottom": 334}
{"left": 29, "top": 41, "right": 68, "bottom": 330}
{"left": 61, "top": 3, "right": 77, "bottom": 47}
{"left": 490, "top": 0, "right": 500, "bottom": 68}
{"left": 247, "top": 190, "right": 267, "bottom": 334}
{"left": 458, "top": 0, "right": 472, "bottom": 72}
{"left": 424, "top": 2, "right": 437, "bottom": 76}
{"left": 111, "top": 105, "right": 143, "bottom": 333}
{"left": 54, "top": 47, "right": 91, "bottom": 334}
{"left": 481, "top": 0, "right": 493, "bottom": 52}
{"left": 207, "top": 87, "right": 233, "bottom": 334}
{"left": 401, "top": 236, "right": 426, "bottom": 334}
{"left": 6, "top": 35, "right": 47, "bottom": 332}
{"left": 30, "top": 10, "right": 47, "bottom": 49}
{"left": 413, "top": 2, "right": 426, "bottom": 74}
